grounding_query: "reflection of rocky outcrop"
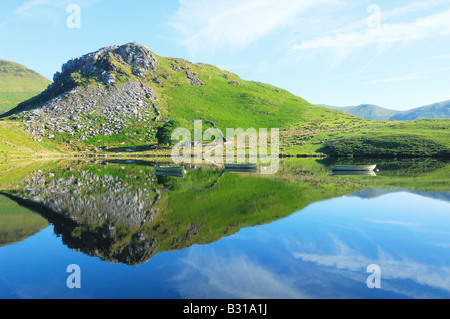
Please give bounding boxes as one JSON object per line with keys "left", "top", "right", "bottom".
{"left": 8, "top": 168, "right": 161, "bottom": 265}
{"left": 21, "top": 169, "right": 158, "bottom": 228}
{"left": 5, "top": 194, "right": 158, "bottom": 265}
{"left": 60, "top": 222, "right": 158, "bottom": 266}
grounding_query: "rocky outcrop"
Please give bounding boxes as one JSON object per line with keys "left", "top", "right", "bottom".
{"left": 186, "top": 70, "right": 204, "bottom": 86}
{"left": 21, "top": 81, "right": 157, "bottom": 141}
{"left": 6, "top": 43, "right": 161, "bottom": 141}
{"left": 53, "top": 42, "right": 158, "bottom": 85}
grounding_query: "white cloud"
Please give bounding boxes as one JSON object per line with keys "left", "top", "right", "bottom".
{"left": 172, "top": 248, "right": 310, "bottom": 299}
{"left": 293, "top": 238, "right": 450, "bottom": 295}
{"left": 171, "top": 0, "right": 336, "bottom": 55}
{"left": 428, "top": 54, "right": 450, "bottom": 60}
{"left": 364, "top": 66, "right": 450, "bottom": 85}
{"left": 381, "top": 0, "right": 450, "bottom": 19}
{"left": 369, "top": 220, "right": 423, "bottom": 227}
{"left": 292, "top": 9, "right": 450, "bottom": 60}
{"left": 14, "top": 0, "right": 66, "bottom": 17}
{"left": 365, "top": 76, "right": 427, "bottom": 84}
{"left": 321, "top": 0, "right": 450, "bottom": 37}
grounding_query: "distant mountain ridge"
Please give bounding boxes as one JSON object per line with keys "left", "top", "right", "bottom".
{"left": 318, "top": 101, "right": 450, "bottom": 121}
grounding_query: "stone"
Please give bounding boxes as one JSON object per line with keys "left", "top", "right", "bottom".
{"left": 132, "top": 67, "right": 147, "bottom": 78}
{"left": 101, "top": 72, "right": 116, "bottom": 85}
{"left": 186, "top": 71, "right": 204, "bottom": 86}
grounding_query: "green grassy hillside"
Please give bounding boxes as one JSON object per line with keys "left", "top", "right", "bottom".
{"left": 318, "top": 119, "right": 450, "bottom": 158}
{"left": 0, "top": 59, "right": 51, "bottom": 114}
{"left": 2, "top": 43, "right": 449, "bottom": 158}
{"left": 0, "top": 60, "right": 51, "bottom": 92}
{"left": 0, "top": 121, "right": 65, "bottom": 157}
{"left": 0, "top": 194, "right": 49, "bottom": 247}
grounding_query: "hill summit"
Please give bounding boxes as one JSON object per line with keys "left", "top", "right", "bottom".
{"left": 0, "top": 59, "right": 51, "bottom": 115}
{"left": 0, "top": 59, "right": 50, "bottom": 93}
{"left": 4, "top": 43, "right": 162, "bottom": 140}
{"left": 4, "top": 42, "right": 328, "bottom": 146}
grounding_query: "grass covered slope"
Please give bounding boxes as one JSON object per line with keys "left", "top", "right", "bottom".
{"left": 0, "top": 60, "right": 51, "bottom": 92}
{"left": 319, "top": 119, "right": 450, "bottom": 158}
{"left": 2, "top": 43, "right": 449, "bottom": 158}
{"left": 0, "top": 92, "right": 46, "bottom": 116}
{"left": 0, "top": 121, "right": 64, "bottom": 157}
{"left": 0, "top": 60, "right": 51, "bottom": 115}
{"left": 148, "top": 56, "right": 325, "bottom": 130}
{"left": 2, "top": 43, "right": 366, "bottom": 152}
{"left": 0, "top": 194, "right": 49, "bottom": 247}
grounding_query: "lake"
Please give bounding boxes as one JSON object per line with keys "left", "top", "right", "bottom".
{"left": 0, "top": 157, "right": 449, "bottom": 299}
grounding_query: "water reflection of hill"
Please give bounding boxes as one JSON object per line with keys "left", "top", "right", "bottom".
{"left": 0, "top": 158, "right": 448, "bottom": 265}
{"left": 0, "top": 194, "right": 49, "bottom": 247}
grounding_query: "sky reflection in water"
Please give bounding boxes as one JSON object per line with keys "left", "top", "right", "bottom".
{"left": 1, "top": 190, "right": 449, "bottom": 299}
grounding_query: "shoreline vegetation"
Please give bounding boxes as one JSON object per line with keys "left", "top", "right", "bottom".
{"left": 1, "top": 118, "right": 448, "bottom": 160}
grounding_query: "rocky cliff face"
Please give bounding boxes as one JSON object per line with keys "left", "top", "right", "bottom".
{"left": 22, "top": 81, "right": 157, "bottom": 141}
{"left": 6, "top": 43, "right": 161, "bottom": 142}
{"left": 53, "top": 42, "right": 158, "bottom": 87}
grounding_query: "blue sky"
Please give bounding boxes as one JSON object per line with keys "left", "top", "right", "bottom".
{"left": 1, "top": 0, "right": 450, "bottom": 110}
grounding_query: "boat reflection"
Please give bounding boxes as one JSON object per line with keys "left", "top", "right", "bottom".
{"left": 332, "top": 170, "right": 377, "bottom": 176}
{"left": 331, "top": 164, "right": 377, "bottom": 171}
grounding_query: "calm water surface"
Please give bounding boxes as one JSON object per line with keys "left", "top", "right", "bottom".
{"left": 0, "top": 158, "right": 449, "bottom": 299}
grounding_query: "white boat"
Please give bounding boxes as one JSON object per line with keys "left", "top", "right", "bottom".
{"left": 332, "top": 170, "right": 377, "bottom": 176}
{"left": 224, "top": 163, "right": 258, "bottom": 170}
{"left": 331, "top": 164, "right": 377, "bottom": 171}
